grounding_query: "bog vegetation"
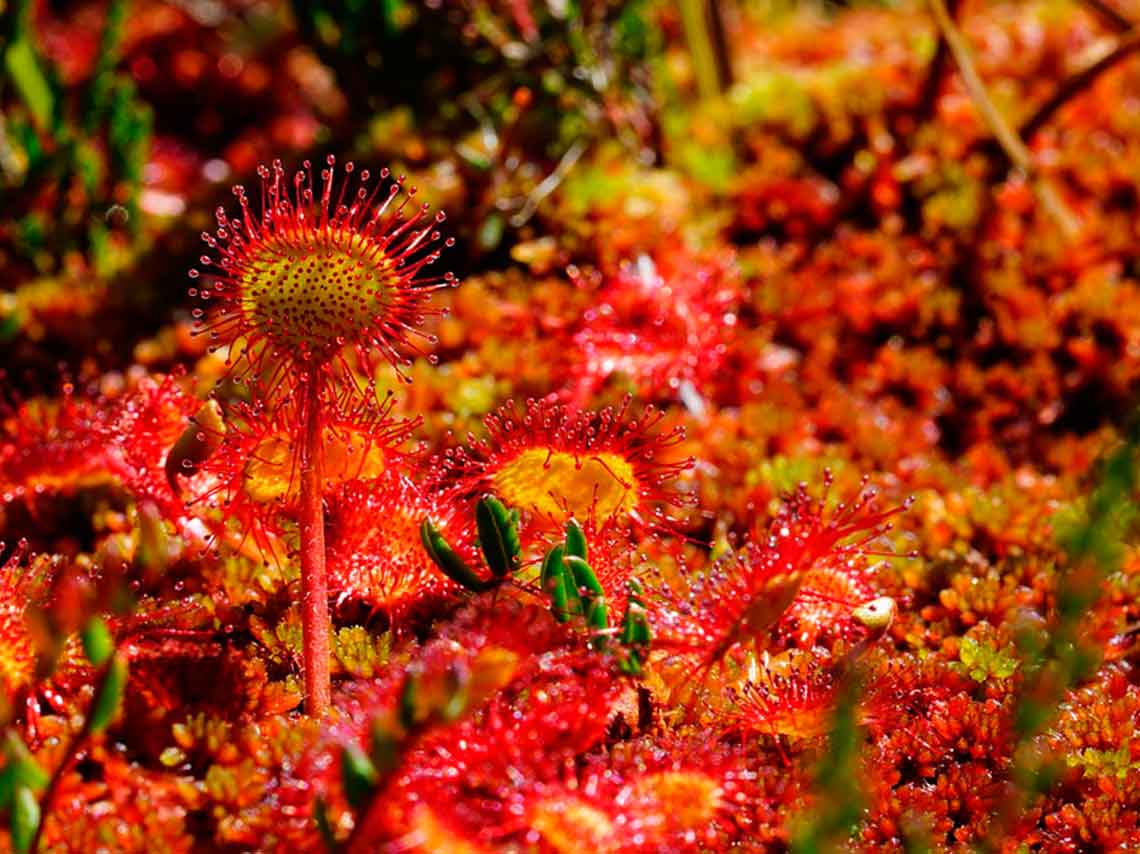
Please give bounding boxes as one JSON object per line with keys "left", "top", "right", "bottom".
{"left": 2, "top": 0, "right": 1140, "bottom": 851}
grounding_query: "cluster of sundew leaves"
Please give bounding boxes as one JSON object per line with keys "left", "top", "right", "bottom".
{"left": 4, "top": 0, "right": 1140, "bottom": 851}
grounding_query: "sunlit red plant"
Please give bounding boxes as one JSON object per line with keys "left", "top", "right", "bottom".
{"left": 429, "top": 396, "right": 691, "bottom": 536}
{"left": 0, "top": 541, "right": 85, "bottom": 743}
{"left": 527, "top": 735, "right": 767, "bottom": 852}
{"left": 567, "top": 245, "right": 741, "bottom": 406}
{"left": 779, "top": 545, "right": 885, "bottom": 648}
{"left": 6, "top": 0, "right": 1140, "bottom": 847}
{"left": 378, "top": 650, "right": 621, "bottom": 846}
{"left": 653, "top": 477, "right": 909, "bottom": 675}
{"left": 723, "top": 651, "right": 839, "bottom": 742}
{"left": 182, "top": 390, "right": 418, "bottom": 561}
{"left": 309, "top": 597, "right": 611, "bottom": 847}
{"left": 1, "top": 375, "right": 204, "bottom": 541}
{"left": 191, "top": 157, "right": 455, "bottom": 391}
{"left": 0, "top": 541, "right": 37, "bottom": 703}
{"left": 191, "top": 156, "right": 455, "bottom": 715}
{"left": 31, "top": 744, "right": 197, "bottom": 852}
{"left": 104, "top": 374, "right": 205, "bottom": 522}
{"left": 325, "top": 470, "right": 467, "bottom": 626}
{"left": 0, "top": 389, "right": 109, "bottom": 504}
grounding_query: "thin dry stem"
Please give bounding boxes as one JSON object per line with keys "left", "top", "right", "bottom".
{"left": 1020, "top": 28, "right": 1140, "bottom": 140}
{"left": 928, "top": 0, "right": 1081, "bottom": 239}
{"left": 680, "top": 0, "right": 728, "bottom": 100}
{"left": 1078, "top": 0, "right": 1133, "bottom": 33}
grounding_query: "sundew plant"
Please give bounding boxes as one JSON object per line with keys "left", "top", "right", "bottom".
{"left": 3, "top": 0, "right": 1140, "bottom": 851}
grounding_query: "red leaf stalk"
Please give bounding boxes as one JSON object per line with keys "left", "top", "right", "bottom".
{"left": 299, "top": 373, "right": 331, "bottom": 717}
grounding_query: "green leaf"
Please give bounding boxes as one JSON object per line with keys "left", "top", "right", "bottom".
{"left": 88, "top": 655, "right": 128, "bottom": 734}
{"left": 398, "top": 674, "right": 418, "bottom": 730}
{"left": 623, "top": 580, "right": 652, "bottom": 646}
{"left": 540, "top": 544, "right": 563, "bottom": 593}
{"left": 618, "top": 579, "right": 651, "bottom": 673}
{"left": 340, "top": 744, "right": 379, "bottom": 809}
{"left": 563, "top": 554, "right": 604, "bottom": 599}
{"left": 314, "top": 796, "right": 337, "bottom": 852}
{"left": 1, "top": 732, "right": 49, "bottom": 795}
{"left": 790, "top": 673, "right": 866, "bottom": 852}
{"left": 10, "top": 785, "right": 40, "bottom": 854}
{"left": 107, "top": 79, "right": 152, "bottom": 232}
{"left": 369, "top": 720, "right": 401, "bottom": 775}
{"left": 615, "top": 1, "right": 651, "bottom": 58}
{"left": 420, "top": 519, "right": 495, "bottom": 592}
{"left": 564, "top": 519, "right": 588, "bottom": 562}
{"left": 618, "top": 651, "right": 643, "bottom": 676}
{"left": 83, "top": 0, "right": 128, "bottom": 130}
{"left": 584, "top": 593, "right": 609, "bottom": 647}
{"left": 87, "top": 218, "right": 112, "bottom": 278}
{"left": 541, "top": 545, "right": 574, "bottom": 622}
{"left": 563, "top": 554, "right": 608, "bottom": 645}
{"left": 81, "top": 616, "right": 114, "bottom": 666}
{"left": 475, "top": 497, "right": 520, "bottom": 578}
{"left": 5, "top": 39, "right": 55, "bottom": 130}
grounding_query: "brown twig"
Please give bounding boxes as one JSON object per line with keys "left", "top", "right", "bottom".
{"left": 915, "top": 0, "right": 962, "bottom": 122}
{"left": 1078, "top": 0, "right": 1133, "bottom": 33}
{"left": 928, "top": 0, "right": 1081, "bottom": 239}
{"left": 1020, "top": 28, "right": 1140, "bottom": 140}
{"left": 707, "top": 0, "right": 735, "bottom": 91}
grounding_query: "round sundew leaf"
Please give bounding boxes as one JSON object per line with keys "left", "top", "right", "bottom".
{"left": 194, "top": 158, "right": 455, "bottom": 393}
{"left": 427, "top": 397, "right": 691, "bottom": 536}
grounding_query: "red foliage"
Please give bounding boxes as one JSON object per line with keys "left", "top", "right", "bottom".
{"left": 567, "top": 245, "right": 743, "bottom": 405}
{"left": 0, "top": 541, "right": 37, "bottom": 700}
{"left": 181, "top": 390, "right": 417, "bottom": 560}
{"left": 428, "top": 396, "right": 692, "bottom": 536}
{"left": 653, "top": 478, "right": 908, "bottom": 669}
{"left": 325, "top": 470, "right": 465, "bottom": 624}
{"left": 7, "top": 0, "right": 1140, "bottom": 848}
